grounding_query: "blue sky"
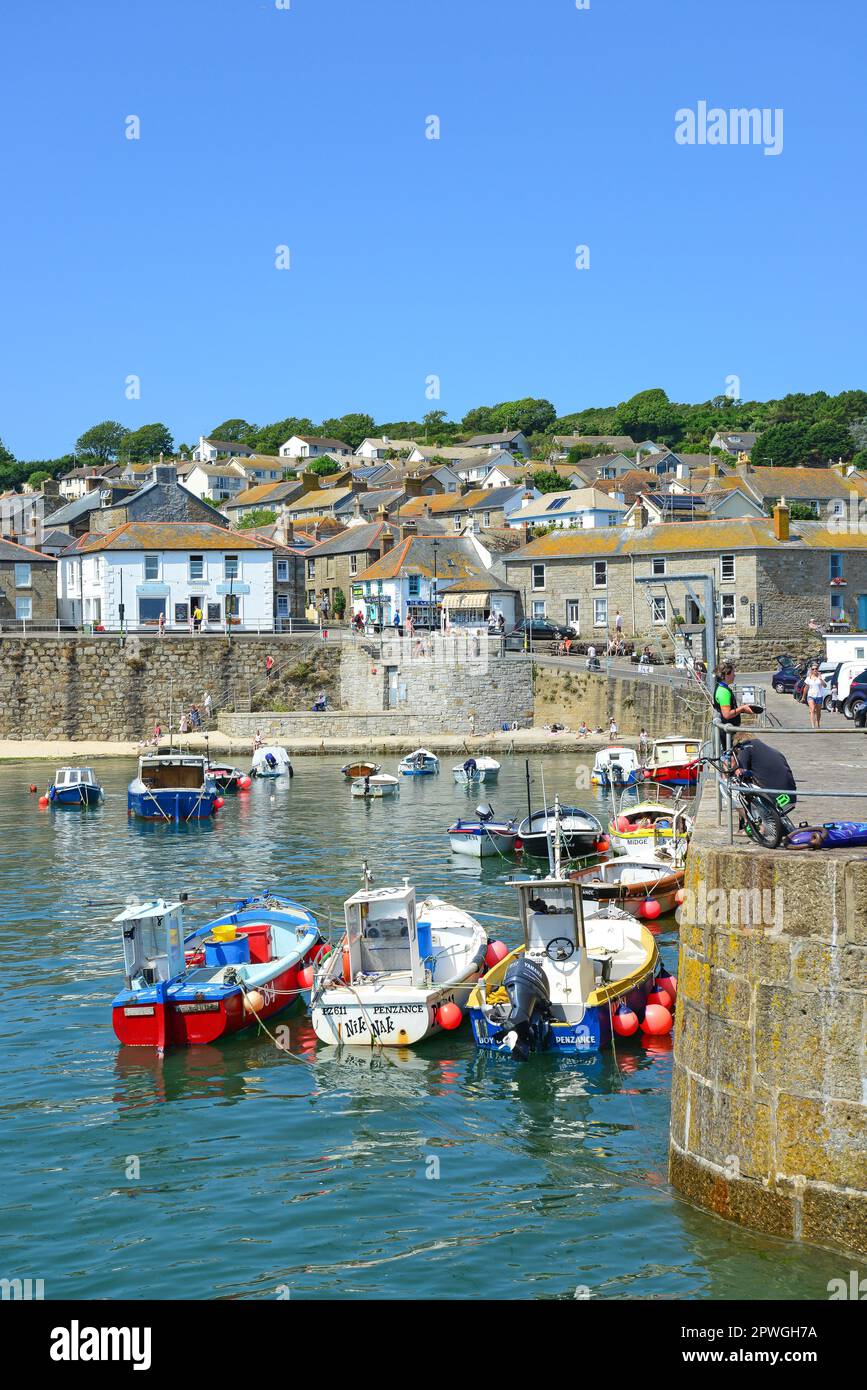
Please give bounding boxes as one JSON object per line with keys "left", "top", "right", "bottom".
{"left": 1, "top": 0, "right": 865, "bottom": 458}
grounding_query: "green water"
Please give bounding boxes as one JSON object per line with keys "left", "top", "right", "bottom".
{"left": 0, "top": 754, "right": 841, "bottom": 1299}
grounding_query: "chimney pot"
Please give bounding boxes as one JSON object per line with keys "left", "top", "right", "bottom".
{"left": 773, "top": 497, "right": 790, "bottom": 542}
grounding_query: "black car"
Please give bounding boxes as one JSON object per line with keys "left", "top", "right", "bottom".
{"left": 504, "top": 618, "right": 573, "bottom": 650}
{"left": 772, "top": 667, "right": 802, "bottom": 693}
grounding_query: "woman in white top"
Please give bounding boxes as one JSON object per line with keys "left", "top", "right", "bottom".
{"left": 801, "top": 663, "right": 828, "bottom": 730}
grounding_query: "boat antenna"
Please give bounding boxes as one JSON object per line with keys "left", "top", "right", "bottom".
{"left": 525, "top": 758, "right": 532, "bottom": 825}
{"left": 540, "top": 763, "right": 553, "bottom": 875}
{"left": 553, "top": 792, "right": 562, "bottom": 879}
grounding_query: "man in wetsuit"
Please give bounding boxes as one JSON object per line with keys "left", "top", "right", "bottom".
{"left": 728, "top": 733, "right": 797, "bottom": 814}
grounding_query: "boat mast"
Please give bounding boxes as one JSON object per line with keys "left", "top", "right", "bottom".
{"left": 553, "top": 793, "right": 562, "bottom": 879}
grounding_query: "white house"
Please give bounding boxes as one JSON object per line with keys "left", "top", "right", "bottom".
{"left": 354, "top": 437, "right": 418, "bottom": 461}
{"left": 241, "top": 455, "right": 285, "bottom": 485}
{"left": 192, "top": 436, "right": 254, "bottom": 462}
{"left": 177, "top": 461, "right": 249, "bottom": 502}
{"left": 710, "top": 430, "right": 758, "bottom": 457}
{"left": 463, "top": 430, "right": 530, "bottom": 457}
{"left": 278, "top": 435, "right": 352, "bottom": 461}
{"left": 451, "top": 449, "right": 517, "bottom": 484}
{"left": 58, "top": 466, "right": 106, "bottom": 500}
{"left": 58, "top": 521, "right": 275, "bottom": 632}
{"left": 349, "top": 535, "right": 515, "bottom": 630}
{"left": 507, "top": 488, "right": 628, "bottom": 530}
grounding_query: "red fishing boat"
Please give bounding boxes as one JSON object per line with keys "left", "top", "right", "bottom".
{"left": 640, "top": 735, "right": 701, "bottom": 788}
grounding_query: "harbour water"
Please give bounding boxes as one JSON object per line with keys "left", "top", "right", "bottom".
{"left": 0, "top": 753, "right": 841, "bottom": 1300}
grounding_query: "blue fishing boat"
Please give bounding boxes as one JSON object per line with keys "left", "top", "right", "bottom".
{"left": 112, "top": 890, "right": 321, "bottom": 1050}
{"left": 127, "top": 752, "right": 218, "bottom": 822}
{"left": 46, "top": 766, "right": 104, "bottom": 806}
{"left": 398, "top": 748, "right": 440, "bottom": 776}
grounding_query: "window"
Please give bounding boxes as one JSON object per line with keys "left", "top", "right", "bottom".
{"left": 830, "top": 553, "right": 843, "bottom": 580}
{"left": 532, "top": 563, "right": 545, "bottom": 591}
{"left": 532, "top": 600, "right": 546, "bottom": 619}
{"left": 138, "top": 597, "right": 165, "bottom": 625}
{"left": 14, "top": 562, "right": 31, "bottom": 588}
{"left": 830, "top": 591, "right": 845, "bottom": 620}
{"left": 326, "top": 558, "right": 336, "bottom": 580}
{"left": 593, "top": 560, "right": 607, "bottom": 588}
{"left": 349, "top": 554, "right": 358, "bottom": 576}
{"left": 277, "top": 594, "right": 289, "bottom": 617}
{"left": 276, "top": 559, "right": 289, "bottom": 582}
{"left": 408, "top": 575, "right": 421, "bottom": 598}
{"left": 721, "top": 594, "right": 736, "bottom": 623}
{"left": 306, "top": 589, "right": 316, "bottom": 608}
{"left": 566, "top": 599, "right": 580, "bottom": 632}
{"left": 483, "top": 512, "right": 492, "bottom": 527}
{"left": 189, "top": 554, "right": 204, "bottom": 580}
{"left": 651, "top": 595, "right": 667, "bottom": 624}
{"left": 453, "top": 516, "right": 462, "bottom": 531}
{"left": 225, "top": 593, "right": 241, "bottom": 623}
{"left": 651, "top": 557, "right": 666, "bottom": 577}
{"left": 594, "top": 597, "right": 607, "bottom": 627}
{"left": 224, "top": 555, "right": 239, "bottom": 580}
{"left": 307, "top": 559, "right": 315, "bottom": 580}
{"left": 607, "top": 514, "right": 619, "bottom": 527}
{"left": 720, "top": 554, "right": 735, "bottom": 583}
{"left": 144, "top": 554, "right": 160, "bottom": 580}
{"left": 15, "top": 596, "right": 32, "bottom": 621}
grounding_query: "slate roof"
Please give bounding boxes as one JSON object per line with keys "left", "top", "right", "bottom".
{"left": 77, "top": 522, "right": 270, "bottom": 552}
{"left": 355, "top": 536, "right": 491, "bottom": 582}
{"left": 507, "top": 517, "right": 867, "bottom": 559}
{"left": 0, "top": 536, "right": 57, "bottom": 563}
{"left": 302, "top": 522, "right": 393, "bottom": 557}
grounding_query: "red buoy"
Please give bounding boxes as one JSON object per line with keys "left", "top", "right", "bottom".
{"left": 640, "top": 1003, "right": 673, "bottom": 1035}
{"left": 238, "top": 775, "right": 252, "bottom": 790}
{"left": 38, "top": 795, "right": 50, "bottom": 808}
{"left": 674, "top": 887, "right": 686, "bottom": 905}
{"left": 485, "top": 940, "right": 508, "bottom": 968}
{"left": 647, "top": 986, "right": 673, "bottom": 1010}
{"left": 29, "top": 784, "right": 37, "bottom": 794}
{"left": 612, "top": 1003, "right": 639, "bottom": 1037}
{"left": 639, "top": 898, "right": 662, "bottom": 920}
{"left": 656, "top": 971, "right": 677, "bottom": 1004}
{"left": 213, "top": 796, "right": 224, "bottom": 810}
{"left": 437, "top": 1001, "right": 462, "bottom": 1031}
{"left": 297, "top": 964, "right": 315, "bottom": 990}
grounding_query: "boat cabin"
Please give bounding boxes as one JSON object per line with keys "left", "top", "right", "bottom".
{"left": 53, "top": 766, "right": 98, "bottom": 788}
{"left": 343, "top": 883, "right": 432, "bottom": 986}
{"left": 116, "top": 899, "right": 187, "bottom": 989}
{"left": 138, "top": 754, "right": 209, "bottom": 790}
{"left": 648, "top": 736, "right": 700, "bottom": 765}
{"left": 513, "top": 877, "right": 597, "bottom": 1005}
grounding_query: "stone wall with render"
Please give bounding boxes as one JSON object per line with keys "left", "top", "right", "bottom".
{"left": 670, "top": 782, "right": 867, "bottom": 1258}
{"left": 0, "top": 635, "right": 340, "bottom": 740}
{"left": 534, "top": 665, "right": 710, "bottom": 737}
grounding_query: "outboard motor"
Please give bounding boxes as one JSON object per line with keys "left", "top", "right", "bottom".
{"left": 265, "top": 752, "right": 278, "bottom": 771}
{"left": 610, "top": 760, "right": 624, "bottom": 786}
{"left": 475, "top": 804, "right": 494, "bottom": 823}
{"left": 463, "top": 757, "right": 477, "bottom": 776}
{"left": 490, "top": 956, "right": 551, "bottom": 1059}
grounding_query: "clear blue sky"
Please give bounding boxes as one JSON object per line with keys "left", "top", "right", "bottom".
{"left": 1, "top": 0, "right": 865, "bottom": 458}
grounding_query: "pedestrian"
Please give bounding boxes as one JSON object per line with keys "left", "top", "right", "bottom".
{"left": 265, "top": 654, "right": 274, "bottom": 679}
{"left": 406, "top": 613, "right": 415, "bottom": 639}
{"left": 204, "top": 691, "right": 213, "bottom": 721}
{"left": 801, "top": 662, "right": 828, "bottom": 730}
{"left": 713, "top": 661, "right": 753, "bottom": 732}
{"left": 639, "top": 727, "right": 650, "bottom": 760}
{"left": 193, "top": 605, "right": 203, "bottom": 633}
{"left": 608, "top": 717, "right": 618, "bottom": 739}
{"left": 191, "top": 704, "right": 201, "bottom": 730}
{"left": 577, "top": 720, "right": 588, "bottom": 738}
{"left": 393, "top": 610, "right": 401, "bottom": 634}
{"left": 615, "top": 609, "right": 623, "bottom": 636}
{"left": 253, "top": 728, "right": 263, "bottom": 752}
{"left": 152, "top": 722, "right": 162, "bottom": 746}
{"left": 158, "top": 611, "right": 165, "bottom": 638}
{"left": 497, "top": 612, "right": 505, "bottom": 634}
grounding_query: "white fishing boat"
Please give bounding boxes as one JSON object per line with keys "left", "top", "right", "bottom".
{"left": 350, "top": 772, "right": 400, "bottom": 798}
{"left": 590, "top": 746, "right": 640, "bottom": 788}
{"left": 398, "top": 748, "right": 440, "bottom": 776}
{"left": 448, "top": 804, "right": 518, "bottom": 857}
{"left": 608, "top": 784, "right": 692, "bottom": 855}
{"left": 311, "top": 874, "right": 488, "bottom": 1046}
{"left": 452, "top": 756, "right": 501, "bottom": 786}
{"left": 250, "top": 745, "right": 293, "bottom": 779}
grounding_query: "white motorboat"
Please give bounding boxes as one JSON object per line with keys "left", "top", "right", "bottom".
{"left": 452, "top": 756, "right": 501, "bottom": 786}
{"left": 350, "top": 773, "right": 400, "bottom": 798}
{"left": 311, "top": 875, "right": 488, "bottom": 1046}
{"left": 250, "top": 745, "right": 294, "bottom": 778}
{"left": 398, "top": 749, "right": 440, "bottom": 776}
{"left": 448, "top": 804, "right": 517, "bottom": 857}
{"left": 590, "top": 746, "right": 639, "bottom": 788}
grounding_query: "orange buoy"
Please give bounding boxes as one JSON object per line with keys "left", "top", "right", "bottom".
{"left": 38, "top": 795, "right": 50, "bottom": 808}
{"left": 616, "top": 815, "right": 632, "bottom": 832}
{"left": 612, "top": 1003, "right": 639, "bottom": 1037}
{"left": 484, "top": 940, "right": 508, "bottom": 968}
{"left": 243, "top": 989, "right": 265, "bottom": 1014}
{"left": 437, "top": 1001, "right": 462, "bottom": 1030}
{"left": 297, "top": 964, "right": 315, "bottom": 990}
{"left": 342, "top": 945, "right": 351, "bottom": 981}
{"left": 647, "top": 986, "right": 673, "bottom": 1010}
{"left": 213, "top": 796, "right": 224, "bottom": 810}
{"left": 29, "top": 784, "right": 37, "bottom": 793}
{"left": 640, "top": 1003, "right": 673, "bottom": 1035}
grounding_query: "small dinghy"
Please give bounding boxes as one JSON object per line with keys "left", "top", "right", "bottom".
{"left": 590, "top": 746, "right": 639, "bottom": 788}
{"left": 207, "top": 763, "right": 250, "bottom": 792}
{"left": 46, "top": 766, "right": 104, "bottom": 806}
{"left": 351, "top": 772, "right": 400, "bottom": 798}
{"left": 128, "top": 753, "right": 218, "bottom": 821}
{"left": 452, "top": 756, "right": 501, "bottom": 786}
{"left": 517, "top": 805, "right": 603, "bottom": 860}
{"left": 311, "top": 872, "right": 488, "bottom": 1046}
{"left": 468, "top": 800, "right": 664, "bottom": 1057}
{"left": 640, "top": 735, "right": 701, "bottom": 788}
{"left": 112, "top": 891, "right": 321, "bottom": 1051}
{"left": 608, "top": 787, "right": 692, "bottom": 855}
{"left": 250, "top": 745, "right": 293, "bottom": 779}
{"left": 572, "top": 852, "right": 685, "bottom": 919}
{"left": 398, "top": 748, "right": 440, "bottom": 776}
{"left": 448, "top": 804, "right": 518, "bottom": 857}
{"left": 341, "top": 760, "right": 381, "bottom": 781}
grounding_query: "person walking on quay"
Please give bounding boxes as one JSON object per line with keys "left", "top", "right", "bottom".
{"left": 193, "top": 605, "right": 203, "bottom": 634}
{"left": 638, "top": 727, "right": 650, "bottom": 761}
{"left": 158, "top": 611, "right": 165, "bottom": 638}
{"left": 608, "top": 717, "right": 618, "bottom": 739}
{"left": 203, "top": 691, "right": 213, "bottom": 722}
{"left": 406, "top": 613, "right": 415, "bottom": 639}
{"left": 801, "top": 661, "right": 828, "bottom": 730}
{"left": 615, "top": 609, "right": 623, "bottom": 638}
{"left": 265, "top": 654, "right": 275, "bottom": 680}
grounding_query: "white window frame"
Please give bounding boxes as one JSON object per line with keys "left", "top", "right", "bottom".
{"left": 189, "top": 554, "right": 204, "bottom": 581}
{"left": 651, "top": 594, "right": 667, "bottom": 624}
{"left": 531, "top": 563, "right": 545, "bottom": 591}
{"left": 276, "top": 593, "right": 289, "bottom": 617}
{"left": 720, "top": 593, "right": 736, "bottom": 624}
{"left": 531, "top": 599, "right": 546, "bottom": 619}
{"left": 144, "top": 554, "right": 160, "bottom": 581}
{"left": 276, "top": 558, "right": 289, "bottom": 582}
{"left": 593, "top": 560, "right": 607, "bottom": 589}
{"left": 651, "top": 557, "right": 666, "bottom": 577}
{"left": 593, "top": 597, "right": 607, "bottom": 627}
{"left": 720, "top": 554, "right": 736, "bottom": 583}
{"left": 15, "top": 595, "right": 32, "bottom": 621}
{"left": 224, "top": 554, "right": 239, "bottom": 581}
{"left": 14, "top": 562, "right": 31, "bottom": 588}
{"left": 349, "top": 554, "right": 358, "bottom": 576}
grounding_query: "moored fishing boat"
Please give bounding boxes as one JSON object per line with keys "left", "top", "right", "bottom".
{"left": 207, "top": 763, "right": 251, "bottom": 792}
{"left": 448, "top": 805, "right": 518, "bottom": 857}
{"left": 341, "top": 759, "right": 381, "bottom": 781}
{"left": 250, "top": 745, "right": 293, "bottom": 778}
{"left": 398, "top": 748, "right": 440, "bottom": 776}
{"left": 127, "top": 753, "right": 218, "bottom": 821}
{"left": 452, "top": 756, "right": 501, "bottom": 786}
{"left": 517, "top": 805, "right": 604, "bottom": 860}
{"left": 590, "top": 746, "right": 640, "bottom": 788}
{"left": 310, "top": 874, "right": 488, "bottom": 1046}
{"left": 640, "top": 735, "right": 701, "bottom": 788}
{"left": 608, "top": 787, "right": 692, "bottom": 856}
{"left": 111, "top": 891, "right": 321, "bottom": 1050}
{"left": 350, "top": 772, "right": 400, "bottom": 798}
{"left": 571, "top": 853, "right": 685, "bottom": 920}
{"left": 45, "top": 766, "right": 104, "bottom": 806}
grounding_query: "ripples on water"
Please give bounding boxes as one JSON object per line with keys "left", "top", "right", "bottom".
{"left": 0, "top": 754, "right": 838, "bottom": 1299}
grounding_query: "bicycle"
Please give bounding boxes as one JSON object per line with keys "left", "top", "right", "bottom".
{"left": 702, "top": 751, "right": 796, "bottom": 849}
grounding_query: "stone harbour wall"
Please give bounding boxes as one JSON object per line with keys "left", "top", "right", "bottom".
{"left": 534, "top": 665, "right": 710, "bottom": 737}
{"left": 669, "top": 782, "right": 867, "bottom": 1258}
{"left": 0, "top": 635, "right": 341, "bottom": 741}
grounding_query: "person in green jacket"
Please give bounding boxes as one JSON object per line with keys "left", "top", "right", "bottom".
{"left": 713, "top": 661, "right": 754, "bottom": 731}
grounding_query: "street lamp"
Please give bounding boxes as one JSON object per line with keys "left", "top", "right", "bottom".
{"left": 431, "top": 538, "right": 439, "bottom": 631}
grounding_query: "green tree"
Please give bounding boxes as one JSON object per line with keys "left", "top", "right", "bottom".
{"left": 248, "top": 417, "right": 315, "bottom": 454}
{"left": 121, "top": 422, "right": 174, "bottom": 462}
{"left": 530, "top": 468, "right": 568, "bottom": 494}
{"left": 611, "top": 388, "right": 683, "bottom": 443}
{"left": 852, "top": 450, "right": 867, "bottom": 471}
{"left": 75, "top": 420, "right": 129, "bottom": 464}
{"left": 750, "top": 422, "right": 809, "bottom": 468}
{"left": 332, "top": 587, "right": 347, "bottom": 618}
{"left": 237, "top": 508, "right": 278, "bottom": 529}
{"left": 804, "top": 421, "right": 854, "bottom": 465}
{"left": 319, "top": 413, "right": 376, "bottom": 450}
{"left": 0, "top": 436, "right": 15, "bottom": 466}
{"left": 209, "top": 418, "right": 256, "bottom": 444}
{"left": 27, "top": 469, "right": 51, "bottom": 488}
{"left": 304, "top": 457, "right": 342, "bottom": 477}
{"left": 461, "top": 404, "right": 498, "bottom": 434}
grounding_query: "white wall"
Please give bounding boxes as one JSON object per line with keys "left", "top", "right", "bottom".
{"left": 66, "top": 548, "right": 274, "bottom": 631}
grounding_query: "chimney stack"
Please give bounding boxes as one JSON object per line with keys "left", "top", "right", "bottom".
{"left": 301, "top": 470, "right": 319, "bottom": 493}
{"left": 773, "top": 497, "right": 790, "bottom": 542}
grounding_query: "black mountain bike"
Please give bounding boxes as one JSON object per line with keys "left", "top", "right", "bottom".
{"left": 702, "top": 752, "right": 796, "bottom": 849}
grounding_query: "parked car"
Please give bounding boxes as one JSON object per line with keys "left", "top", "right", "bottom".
{"left": 840, "top": 668, "right": 867, "bottom": 719}
{"left": 772, "top": 667, "right": 802, "bottom": 693}
{"left": 504, "top": 618, "right": 573, "bottom": 650}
